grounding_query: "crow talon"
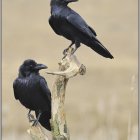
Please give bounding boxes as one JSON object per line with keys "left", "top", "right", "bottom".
{"left": 28, "top": 112, "right": 35, "bottom": 122}
{"left": 32, "top": 120, "right": 38, "bottom": 126}
{"left": 63, "top": 48, "right": 69, "bottom": 55}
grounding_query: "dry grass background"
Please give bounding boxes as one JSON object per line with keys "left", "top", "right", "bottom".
{"left": 2, "top": 0, "right": 138, "bottom": 140}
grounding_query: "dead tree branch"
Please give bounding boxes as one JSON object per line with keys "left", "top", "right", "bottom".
{"left": 48, "top": 49, "right": 86, "bottom": 140}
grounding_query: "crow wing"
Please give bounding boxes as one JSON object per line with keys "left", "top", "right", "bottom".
{"left": 49, "top": 16, "right": 62, "bottom": 35}
{"left": 39, "top": 78, "right": 51, "bottom": 107}
{"left": 13, "top": 79, "right": 19, "bottom": 100}
{"left": 66, "top": 11, "right": 97, "bottom": 37}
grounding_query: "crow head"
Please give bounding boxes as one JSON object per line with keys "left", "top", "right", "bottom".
{"left": 51, "top": 0, "right": 78, "bottom": 6}
{"left": 19, "top": 59, "right": 47, "bottom": 77}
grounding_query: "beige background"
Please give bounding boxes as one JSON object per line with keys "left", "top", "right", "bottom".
{"left": 2, "top": 0, "right": 138, "bottom": 140}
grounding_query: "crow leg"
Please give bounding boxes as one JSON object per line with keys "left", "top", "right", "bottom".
{"left": 32, "top": 110, "right": 42, "bottom": 126}
{"left": 71, "top": 41, "right": 80, "bottom": 54}
{"left": 63, "top": 41, "right": 75, "bottom": 55}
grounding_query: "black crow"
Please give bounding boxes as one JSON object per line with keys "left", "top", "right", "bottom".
{"left": 49, "top": 0, "right": 114, "bottom": 59}
{"left": 13, "top": 59, "right": 51, "bottom": 131}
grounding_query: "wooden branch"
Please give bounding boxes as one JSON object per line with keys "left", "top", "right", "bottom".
{"left": 48, "top": 50, "right": 86, "bottom": 140}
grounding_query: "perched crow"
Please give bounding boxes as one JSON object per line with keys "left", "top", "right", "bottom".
{"left": 49, "top": 0, "right": 113, "bottom": 59}
{"left": 13, "top": 59, "right": 51, "bottom": 131}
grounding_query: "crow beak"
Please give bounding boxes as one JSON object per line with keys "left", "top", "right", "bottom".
{"left": 35, "top": 64, "right": 48, "bottom": 70}
{"left": 66, "top": 0, "right": 78, "bottom": 3}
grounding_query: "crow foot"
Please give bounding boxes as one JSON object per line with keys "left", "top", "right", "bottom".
{"left": 32, "top": 111, "right": 42, "bottom": 127}
{"left": 27, "top": 110, "right": 42, "bottom": 127}
{"left": 63, "top": 46, "right": 76, "bottom": 55}
{"left": 63, "top": 48, "right": 69, "bottom": 56}
{"left": 32, "top": 120, "right": 39, "bottom": 127}
{"left": 62, "top": 46, "right": 77, "bottom": 60}
{"left": 63, "top": 41, "right": 75, "bottom": 57}
{"left": 28, "top": 110, "right": 35, "bottom": 122}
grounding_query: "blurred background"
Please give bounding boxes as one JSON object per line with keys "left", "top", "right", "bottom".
{"left": 2, "top": 0, "right": 138, "bottom": 140}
